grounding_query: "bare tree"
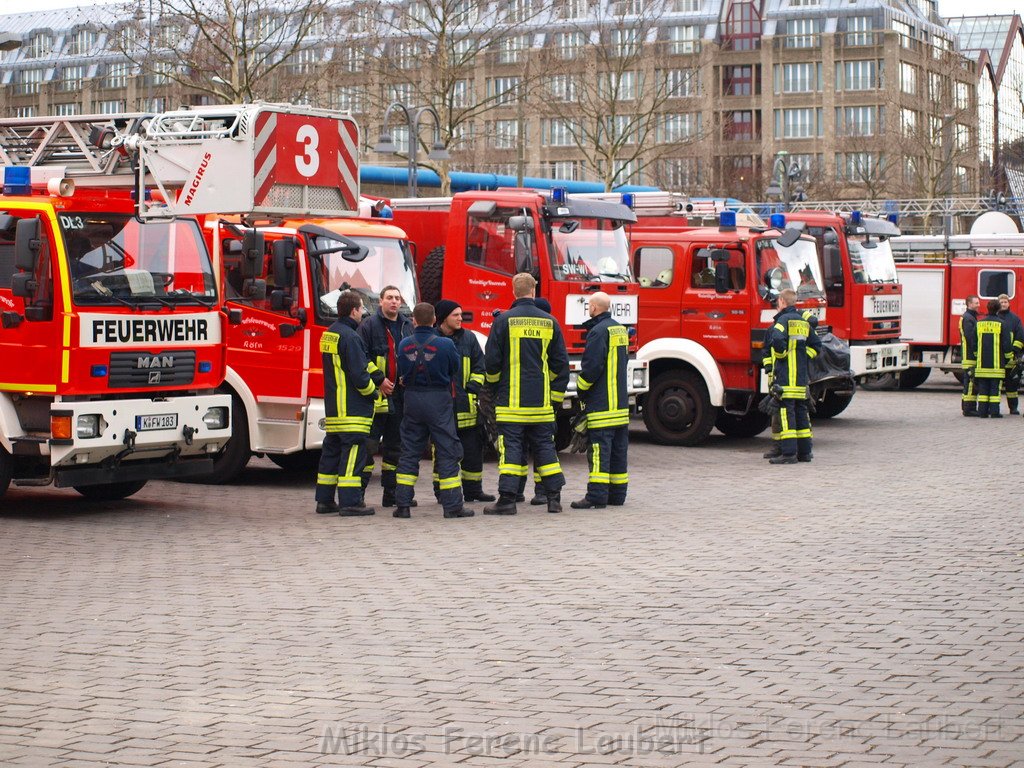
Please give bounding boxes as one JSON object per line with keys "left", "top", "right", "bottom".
{"left": 365, "top": 0, "right": 554, "bottom": 195}
{"left": 541, "top": 0, "right": 702, "bottom": 191}
{"left": 104, "top": 0, "right": 334, "bottom": 104}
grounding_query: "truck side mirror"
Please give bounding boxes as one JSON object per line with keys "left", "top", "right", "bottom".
{"left": 514, "top": 231, "right": 533, "bottom": 273}
{"left": 272, "top": 239, "right": 297, "bottom": 288}
{"left": 824, "top": 245, "right": 842, "bottom": 281}
{"left": 240, "top": 229, "right": 264, "bottom": 281}
{"left": 11, "top": 271, "right": 37, "bottom": 299}
{"left": 14, "top": 217, "right": 41, "bottom": 272}
{"left": 508, "top": 215, "right": 531, "bottom": 232}
{"left": 269, "top": 289, "right": 293, "bottom": 312}
{"left": 777, "top": 227, "right": 802, "bottom": 248}
{"left": 714, "top": 262, "right": 730, "bottom": 294}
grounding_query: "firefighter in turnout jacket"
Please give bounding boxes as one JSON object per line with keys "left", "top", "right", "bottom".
{"left": 997, "top": 293, "right": 1024, "bottom": 414}
{"left": 762, "top": 309, "right": 819, "bottom": 459}
{"left": 570, "top": 292, "right": 630, "bottom": 509}
{"left": 433, "top": 299, "right": 495, "bottom": 502}
{"left": 768, "top": 289, "right": 822, "bottom": 464}
{"left": 973, "top": 299, "right": 1015, "bottom": 418}
{"left": 483, "top": 273, "right": 570, "bottom": 515}
{"left": 392, "top": 303, "right": 474, "bottom": 518}
{"left": 960, "top": 295, "right": 981, "bottom": 416}
{"left": 357, "top": 286, "right": 413, "bottom": 506}
{"left": 317, "top": 292, "right": 383, "bottom": 516}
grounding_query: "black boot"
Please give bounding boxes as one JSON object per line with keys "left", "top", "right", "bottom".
{"left": 529, "top": 493, "right": 547, "bottom": 506}
{"left": 768, "top": 455, "right": 798, "bottom": 465}
{"left": 393, "top": 506, "right": 411, "bottom": 519}
{"left": 383, "top": 490, "right": 416, "bottom": 508}
{"left": 444, "top": 507, "right": 475, "bottom": 518}
{"left": 797, "top": 453, "right": 814, "bottom": 463}
{"left": 465, "top": 489, "right": 496, "bottom": 502}
{"left": 339, "top": 505, "right": 375, "bottom": 516}
{"left": 483, "top": 494, "right": 518, "bottom": 515}
{"left": 570, "top": 498, "right": 606, "bottom": 509}
{"left": 547, "top": 492, "right": 563, "bottom": 514}
{"left": 763, "top": 444, "right": 782, "bottom": 459}
{"left": 316, "top": 502, "right": 340, "bottom": 515}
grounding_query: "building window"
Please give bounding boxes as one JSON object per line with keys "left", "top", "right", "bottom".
{"left": 661, "top": 67, "right": 699, "bottom": 97}
{"left": 845, "top": 16, "right": 873, "bottom": 46}
{"left": 15, "top": 69, "right": 44, "bottom": 95}
{"left": 497, "top": 34, "right": 530, "bottom": 64}
{"left": 335, "top": 86, "right": 364, "bottom": 112}
{"left": 775, "top": 62, "right": 821, "bottom": 93}
{"left": 836, "top": 152, "right": 880, "bottom": 181}
{"left": 671, "top": 0, "right": 702, "bottom": 11}
{"left": 722, "top": 65, "right": 758, "bottom": 96}
{"left": 613, "top": 0, "right": 645, "bottom": 15}
{"left": 489, "top": 119, "right": 519, "bottom": 149}
{"left": 506, "top": 0, "right": 534, "bottom": 23}
{"left": 62, "top": 64, "right": 88, "bottom": 92}
{"left": 54, "top": 103, "right": 80, "bottom": 116}
{"left": 156, "top": 22, "right": 183, "bottom": 48}
{"left": 605, "top": 115, "right": 638, "bottom": 145}
{"left": 956, "top": 123, "right": 971, "bottom": 153}
{"left": 724, "top": 110, "right": 759, "bottom": 141}
{"left": 393, "top": 40, "right": 422, "bottom": 69}
{"left": 835, "top": 105, "right": 882, "bottom": 136}
{"left": 555, "top": 31, "right": 585, "bottom": 59}
{"left": 900, "top": 62, "right": 918, "bottom": 95}
{"left": 600, "top": 71, "right": 638, "bottom": 100}
{"left": 722, "top": 0, "right": 761, "bottom": 50}
{"left": 388, "top": 83, "right": 415, "bottom": 104}
{"left": 145, "top": 61, "right": 175, "bottom": 87}
{"left": 486, "top": 76, "right": 521, "bottom": 105}
{"left": 955, "top": 81, "right": 971, "bottom": 111}
{"left": 547, "top": 74, "right": 578, "bottom": 102}
{"left": 13, "top": 106, "right": 37, "bottom": 118}
{"left": 900, "top": 108, "right": 918, "bottom": 136}
{"left": 103, "top": 63, "right": 130, "bottom": 89}
{"left": 928, "top": 72, "right": 948, "bottom": 102}
{"left": 892, "top": 19, "right": 915, "bottom": 48}
{"left": 97, "top": 100, "right": 126, "bottom": 114}
{"left": 775, "top": 107, "right": 821, "bottom": 139}
{"left": 787, "top": 153, "right": 822, "bottom": 181}
{"left": 611, "top": 28, "right": 642, "bottom": 57}
{"left": 837, "top": 59, "right": 882, "bottom": 90}
{"left": 657, "top": 157, "right": 702, "bottom": 188}
{"left": 451, "top": 79, "right": 474, "bottom": 109}
{"left": 545, "top": 160, "right": 581, "bottom": 180}
{"left": 560, "top": 0, "right": 589, "bottom": 18}
{"left": 67, "top": 28, "right": 97, "bottom": 55}
{"left": 542, "top": 118, "right": 579, "bottom": 147}
{"left": 657, "top": 113, "right": 701, "bottom": 143}
{"left": 25, "top": 33, "right": 51, "bottom": 59}
{"left": 290, "top": 47, "right": 320, "bottom": 74}
{"left": 667, "top": 25, "right": 699, "bottom": 54}
{"left": 785, "top": 18, "right": 820, "bottom": 48}
{"left": 789, "top": 0, "right": 819, "bottom": 5}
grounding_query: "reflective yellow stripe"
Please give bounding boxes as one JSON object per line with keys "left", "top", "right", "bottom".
{"left": 485, "top": 371, "right": 500, "bottom": 383}
{"left": 589, "top": 472, "right": 611, "bottom": 483}
{"left": 382, "top": 462, "right": 398, "bottom": 472}
{"left": 317, "top": 473, "right": 338, "bottom": 485}
{"left": 609, "top": 473, "right": 628, "bottom": 484}
{"left": 576, "top": 376, "right": 593, "bottom": 392}
{"left": 396, "top": 473, "right": 417, "bottom": 486}
{"left": 495, "top": 405, "right": 556, "bottom": 423}
{"left": 536, "top": 462, "right": 562, "bottom": 477}
{"left": 498, "top": 464, "right": 529, "bottom": 476}
{"left": 550, "top": 391, "right": 565, "bottom": 404}
{"left": 461, "top": 470, "right": 483, "bottom": 481}
{"left": 438, "top": 476, "right": 461, "bottom": 490}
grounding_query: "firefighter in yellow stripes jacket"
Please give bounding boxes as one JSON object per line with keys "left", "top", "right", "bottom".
{"left": 973, "top": 298, "right": 1015, "bottom": 418}
{"left": 316, "top": 291, "right": 382, "bottom": 517}
{"left": 959, "top": 294, "right": 980, "bottom": 416}
{"left": 570, "top": 292, "right": 630, "bottom": 509}
{"left": 768, "top": 288, "right": 822, "bottom": 464}
{"left": 483, "top": 273, "right": 570, "bottom": 515}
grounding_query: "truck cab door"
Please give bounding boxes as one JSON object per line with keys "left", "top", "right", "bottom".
{"left": 455, "top": 203, "right": 523, "bottom": 334}
{"left": 632, "top": 244, "right": 682, "bottom": 346}
{"left": 0, "top": 211, "right": 62, "bottom": 397}
{"left": 680, "top": 245, "right": 750, "bottom": 380}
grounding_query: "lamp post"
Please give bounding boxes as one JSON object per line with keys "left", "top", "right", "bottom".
{"left": 373, "top": 102, "right": 450, "bottom": 198}
{"left": 765, "top": 150, "right": 803, "bottom": 211}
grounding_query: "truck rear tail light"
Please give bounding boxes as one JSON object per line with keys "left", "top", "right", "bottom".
{"left": 51, "top": 415, "right": 73, "bottom": 440}
{"left": 203, "top": 406, "right": 229, "bottom": 430}
{"left": 198, "top": 361, "right": 213, "bottom": 373}
{"left": 76, "top": 414, "right": 101, "bottom": 439}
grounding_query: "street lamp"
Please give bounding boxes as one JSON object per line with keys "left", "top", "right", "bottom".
{"left": 765, "top": 150, "right": 803, "bottom": 211}
{"left": 373, "top": 101, "right": 450, "bottom": 198}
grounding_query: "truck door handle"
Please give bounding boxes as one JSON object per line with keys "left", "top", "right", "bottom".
{"left": 681, "top": 308, "right": 698, "bottom": 315}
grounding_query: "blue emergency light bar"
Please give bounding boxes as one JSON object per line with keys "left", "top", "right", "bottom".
{"left": 887, "top": 213, "right": 899, "bottom": 224}
{"left": 551, "top": 187, "right": 567, "bottom": 204}
{"left": 769, "top": 213, "right": 786, "bottom": 229}
{"left": 850, "top": 210, "right": 862, "bottom": 224}
{"left": 3, "top": 166, "right": 31, "bottom": 195}
{"left": 620, "top": 192, "right": 635, "bottom": 209}
{"left": 719, "top": 210, "right": 737, "bottom": 230}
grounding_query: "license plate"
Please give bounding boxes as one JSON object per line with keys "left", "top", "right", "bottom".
{"left": 137, "top": 413, "right": 178, "bottom": 431}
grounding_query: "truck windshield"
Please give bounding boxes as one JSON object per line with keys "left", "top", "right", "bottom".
{"left": 847, "top": 236, "right": 898, "bottom": 283}
{"left": 758, "top": 237, "right": 825, "bottom": 300}
{"left": 313, "top": 234, "right": 418, "bottom": 319}
{"left": 61, "top": 213, "right": 215, "bottom": 306}
{"left": 549, "top": 219, "right": 633, "bottom": 282}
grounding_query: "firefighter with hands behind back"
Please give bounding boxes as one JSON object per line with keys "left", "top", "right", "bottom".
{"left": 960, "top": 294, "right": 981, "bottom": 417}
{"left": 392, "top": 303, "right": 475, "bottom": 519}
{"left": 974, "top": 298, "right": 1015, "bottom": 418}
{"left": 483, "top": 273, "right": 570, "bottom": 516}
{"left": 570, "top": 292, "right": 630, "bottom": 509}
{"left": 433, "top": 298, "right": 496, "bottom": 503}
{"left": 767, "top": 288, "right": 822, "bottom": 465}
{"left": 762, "top": 308, "right": 819, "bottom": 460}
{"left": 358, "top": 286, "right": 413, "bottom": 507}
{"left": 316, "top": 291, "right": 383, "bottom": 517}
{"left": 996, "top": 293, "right": 1024, "bottom": 415}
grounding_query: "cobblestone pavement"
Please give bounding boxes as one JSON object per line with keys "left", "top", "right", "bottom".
{"left": 2, "top": 380, "right": 1023, "bottom": 768}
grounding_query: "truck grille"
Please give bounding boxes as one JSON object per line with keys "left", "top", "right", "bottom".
{"left": 108, "top": 350, "right": 196, "bottom": 388}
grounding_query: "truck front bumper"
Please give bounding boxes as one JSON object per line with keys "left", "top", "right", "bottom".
{"left": 850, "top": 342, "right": 910, "bottom": 378}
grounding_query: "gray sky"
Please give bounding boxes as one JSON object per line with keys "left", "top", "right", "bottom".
{"left": 1, "top": 0, "right": 1020, "bottom": 17}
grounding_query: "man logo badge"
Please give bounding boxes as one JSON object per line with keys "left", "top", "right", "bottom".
{"left": 148, "top": 371, "right": 161, "bottom": 384}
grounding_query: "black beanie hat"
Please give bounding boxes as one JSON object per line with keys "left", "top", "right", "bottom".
{"left": 434, "top": 299, "right": 460, "bottom": 325}
{"left": 535, "top": 297, "right": 552, "bottom": 314}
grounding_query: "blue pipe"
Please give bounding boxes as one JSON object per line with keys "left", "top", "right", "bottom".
{"left": 361, "top": 164, "right": 659, "bottom": 194}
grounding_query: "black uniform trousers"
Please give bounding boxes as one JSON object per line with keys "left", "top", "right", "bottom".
{"left": 498, "top": 422, "right": 564, "bottom": 497}
{"left": 517, "top": 422, "right": 555, "bottom": 498}
{"left": 431, "top": 424, "right": 486, "bottom": 497}
{"left": 962, "top": 368, "right": 977, "bottom": 414}
{"left": 585, "top": 426, "right": 629, "bottom": 505}
{"left": 778, "top": 399, "right": 812, "bottom": 458}
{"left": 317, "top": 433, "right": 367, "bottom": 508}
{"left": 396, "top": 389, "right": 465, "bottom": 512}
{"left": 1004, "top": 366, "right": 1021, "bottom": 412}
{"left": 363, "top": 395, "right": 403, "bottom": 494}
{"left": 976, "top": 376, "right": 1004, "bottom": 416}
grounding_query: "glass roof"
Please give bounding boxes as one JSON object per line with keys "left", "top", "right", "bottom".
{"left": 945, "top": 14, "right": 1015, "bottom": 54}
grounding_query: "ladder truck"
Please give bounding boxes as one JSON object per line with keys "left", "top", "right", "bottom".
{"left": 0, "top": 104, "right": 360, "bottom": 500}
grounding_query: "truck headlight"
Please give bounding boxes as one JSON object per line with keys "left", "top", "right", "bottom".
{"left": 632, "top": 369, "right": 646, "bottom": 388}
{"left": 76, "top": 414, "right": 101, "bottom": 439}
{"left": 203, "top": 406, "right": 229, "bottom": 430}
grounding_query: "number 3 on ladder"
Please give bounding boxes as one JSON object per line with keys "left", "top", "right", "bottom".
{"left": 295, "top": 124, "right": 320, "bottom": 178}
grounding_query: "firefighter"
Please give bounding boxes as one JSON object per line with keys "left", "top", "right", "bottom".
{"left": 768, "top": 288, "right": 822, "bottom": 464}
{"left": 393, "top": 303, "right": 474, "bottom": 519}
{"left": 358, "top": 285, "right": 413, "bottom": 506}
{"left": 433, "top": 299, "right": 495, "bottom": 502}
{"left": 316, "top": 291, "right": 382, "bottom": 517}
{"left": 997, "top": 293, "right": 1024, "bottom": 414}
{"left": 570, "top": 292, "right": 630, "bottom": 509}
{"left": 524, "top": 296, "right": 555, "bottom": 506}
{"left": 959, "top": 294, "right": 980, "bottom": 416}
{"left": 974, "top": 298, "right": 1015, "bottom": 418}
{"left": 483, "top": 273, "right": 570, "bottom": 515}
{"left": 762, "top": 309, "right": 818, "bottom": 460}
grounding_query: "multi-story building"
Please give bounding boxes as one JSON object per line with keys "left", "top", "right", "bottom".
{"left": 0, "top": 0, "right": 980, "bottom": 199}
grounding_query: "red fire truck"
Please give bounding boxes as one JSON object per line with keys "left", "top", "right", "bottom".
{"left": 389, "top": 188, "right": 649, "bottom": 448}
{"left": 890, "top": 230, "right": 1024, "bottom": 386}
{"left": 196, "top": 215, "right": 417, "bottom": 482}
{"left": 775, "top": 210, "right": 909, "bottom": 387}
{"left": 628, "top": 210, "right": 854, "bottom": 445}
{"left": 0, "top": 104, "right": 359, "bottom": 501}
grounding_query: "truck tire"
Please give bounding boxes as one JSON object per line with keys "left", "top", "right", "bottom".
{"left": 180, "top": 394, "right": 250, "bottom": 484}
{"left": 269, "top": 450, "right": 320, "bottom": 473}
{"left": 898, "top": 367, "right": 931, "bottom": 390}
{"left": 0, "top": 445, "right": 12, "bottom": 500}
{"left": 554, "top": 410, "right": 574, "bottom": 452}
{"left": 419, "top": 246, "right": 445, "bottom": 305}
{"left": 814, "top": 388, "right": 855, "bottom": 419}
{"left": 642, "top": 370, "right": 716, "bottom": 446}
{"left": 715, "top": 409, "right": 770, "bottom": 438}
{"left": 74, "top": 479, "right": 147, "bottom": 501}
